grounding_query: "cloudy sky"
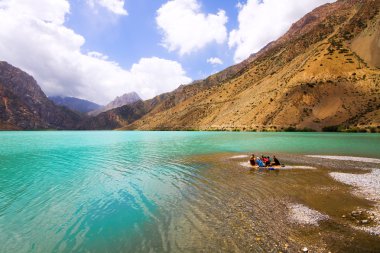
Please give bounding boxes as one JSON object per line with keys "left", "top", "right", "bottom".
{"left": 0, "top": 0, "right": 335, "bottom": 104}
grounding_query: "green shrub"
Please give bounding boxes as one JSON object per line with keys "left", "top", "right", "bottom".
{"left": 284, "top": 127, "right": 297, "bottom": 132}
{"left": 322, "top": 125, "right": 340, "bottom": 132}
{"left": 369, "top": 127, "right": 377, "bottom": 133}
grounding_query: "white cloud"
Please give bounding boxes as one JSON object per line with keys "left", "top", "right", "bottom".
{"left": 0, "top": 0, "right": 191, "bottom": 104}
{"left": 87, "top": 0, "right": 127, "bottom": 15}
{"left": 236, "top": 2, "right": 244, "bottom": 10}
{"left": 87, "top": 51, "right": 109, "bottom": 60}
{"left": 129, "top": 57, "right": 192, "bottom": 99}
{"left": 229, "top": 0, "right": 336, "bottom": 63}
{"left": 0, "top": 0, "right": 70, "bottom": 24}
{"left": 207, "top": 57, "right": 223, "bottom": 65}
{"left": 156, "top": 0, "right": 228, "bottom": 55}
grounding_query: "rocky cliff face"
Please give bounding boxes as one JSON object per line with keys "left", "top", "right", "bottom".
{"left": 0, "top": 61, "right": 81, "bottom": 130}
{"left": 96, "top": 0, "right": 378, "bottom": 132}
{"left": 88, "top": 92, "right": 141, "bottom": 116}
{"left": 50, "top": 96, "right": 101, "bottom": 114}
{"left": 24, "top": 0, "right": 378, "bottom": 132}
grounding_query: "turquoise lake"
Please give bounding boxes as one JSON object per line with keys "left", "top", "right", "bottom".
{"left": 0, "top": 131, "right": 379, "bottom": 252}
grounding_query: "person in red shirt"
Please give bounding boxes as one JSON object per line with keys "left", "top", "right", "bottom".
{"left": 262, "top": 155, "right": 270, "bottom": 166}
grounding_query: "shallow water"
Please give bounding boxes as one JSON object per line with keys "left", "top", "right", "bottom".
{"left": 0, "top": 131, "right": 379, "bottom": 252}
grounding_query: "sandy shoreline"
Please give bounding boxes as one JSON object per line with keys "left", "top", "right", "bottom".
{"left": 309, "top": 155, "right": 380, "bottom": 235}
{"left": 232, "top": 153, "right": 380, "bottom": 236}
{"left": 329, "top": 165, "right": 380, "bottom": 235}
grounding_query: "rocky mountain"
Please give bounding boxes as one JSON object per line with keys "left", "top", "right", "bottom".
{"left": 88, "top": 92, "right": 141, "bottom": 116}
{"left": 49, "top": 96, "right": 101, "bottom": 114}
{"left": 0, "top": 61, "right": 81, "bottom": 130}
{"left": 82, "top": 0, "right": 380, "bottom": 132}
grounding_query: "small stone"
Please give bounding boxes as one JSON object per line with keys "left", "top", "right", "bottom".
{"left": 342, "top": 215, "right": 346, "bottom": 218}
{"left": 361, "top": 219, "right": 369, "bottom": 224}
{"left": 302, "top": 247, "right": 308, "bottom": 252}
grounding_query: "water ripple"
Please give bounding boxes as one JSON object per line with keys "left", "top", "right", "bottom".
{"left": 1, "top": 131, "right": 379, "bottom": 252}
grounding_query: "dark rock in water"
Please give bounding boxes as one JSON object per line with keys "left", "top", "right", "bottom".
{"left": 351, "top": 211, "right": 360, "bottom": 216}
{"left": 349, "top": 209, "right": 375, "bottom": 226}
{"left": 0, "top": 61, "right": 82, "bottom": 130}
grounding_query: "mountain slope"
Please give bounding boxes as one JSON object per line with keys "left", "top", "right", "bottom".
{"left": 50, "top": 96, "right": 101, "bottom": 114}
{"left": 0, "top": 61, "right": 82, "bottom": 130}
{"left": 83, "top": 0, "right": 380, "bottom": 132}
{"left": 80, "top": 54, "right": 254, "bottom": 129}
{"left": 88, "top": 92, "right": 141, "bottom": 116}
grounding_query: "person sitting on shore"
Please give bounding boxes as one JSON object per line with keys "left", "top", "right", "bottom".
{"left": 262, "top": 155, "right": 270, "bottom": 166}
{"left": 265, "top": 156, "right": 271, "bottom": 166}
{"left": 272, "top": 155, "right": 281, "bottom": 166}
{"left": 256, "top": 157, "right": 265, "bottom": 167}
{"left": 249, "top": 154, "right": 256, "bottom": 166}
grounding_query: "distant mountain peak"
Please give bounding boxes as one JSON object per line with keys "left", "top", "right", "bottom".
{"left": 88, "top": 92, "right": 141, "bottom": 116}
{"left": 112, "top": 92, "right": 141, "bottom": 105}
{"left": 49, "top": 96, "right": 102, "bottom": 114}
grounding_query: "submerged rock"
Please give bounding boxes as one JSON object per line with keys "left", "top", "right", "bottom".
{"left": 361, "top": 220, "right": 369, "bottom": 224}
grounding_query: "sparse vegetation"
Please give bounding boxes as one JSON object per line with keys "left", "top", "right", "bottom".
{"left": 101, "top": 1, "right": 380, "bottom": 133}
{"left": 283, "top": 127, "right": 316, "bottom": 132}
{"left": 322, "top": 125, "right": 378, "bottom": 133}
{"left": 322, "top": 125, "right": 341, "bottom": 132}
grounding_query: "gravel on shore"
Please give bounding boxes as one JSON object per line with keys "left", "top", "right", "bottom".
{"left": 288, "top": 204, "right": 329, "bottom": 225}
{"left": 330, "top": 169, "right": 380, "bottom": 235}
{"left": 330, "top": 169, "right": 380, "bottom": 202}
{"left": 307, "top": 155, "right": 380, "bottom": 164}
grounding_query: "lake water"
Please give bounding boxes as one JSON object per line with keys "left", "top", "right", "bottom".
{"left": 0, "top": 131, "right": 379, "bottom": 252}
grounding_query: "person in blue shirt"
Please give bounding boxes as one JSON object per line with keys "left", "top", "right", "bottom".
{"left": 256, "top": 157, "right": 265, "bottom": 167}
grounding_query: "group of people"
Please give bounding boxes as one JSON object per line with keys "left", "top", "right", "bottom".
{"left": 249, "top": 154, "right": 281, "bottom": 168}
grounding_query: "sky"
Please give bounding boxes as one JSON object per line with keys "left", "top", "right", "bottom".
{"left": 0, "top": 0, "right": 335, "bottom": 105}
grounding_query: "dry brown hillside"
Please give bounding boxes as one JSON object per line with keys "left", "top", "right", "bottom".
{"left": 0, "top": 62, "right": 82, "bottom": 130}
{"left": 84, "top": 0, "right": 380, "bottom": 132}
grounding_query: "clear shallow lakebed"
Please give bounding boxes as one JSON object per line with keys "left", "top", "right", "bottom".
{"left": 0, "top": 131, "right": 380, "bottom": 252}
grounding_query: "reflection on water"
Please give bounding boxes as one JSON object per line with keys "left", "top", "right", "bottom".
{"left": 0, "top": 131, "right": 379, "bottom": 252}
